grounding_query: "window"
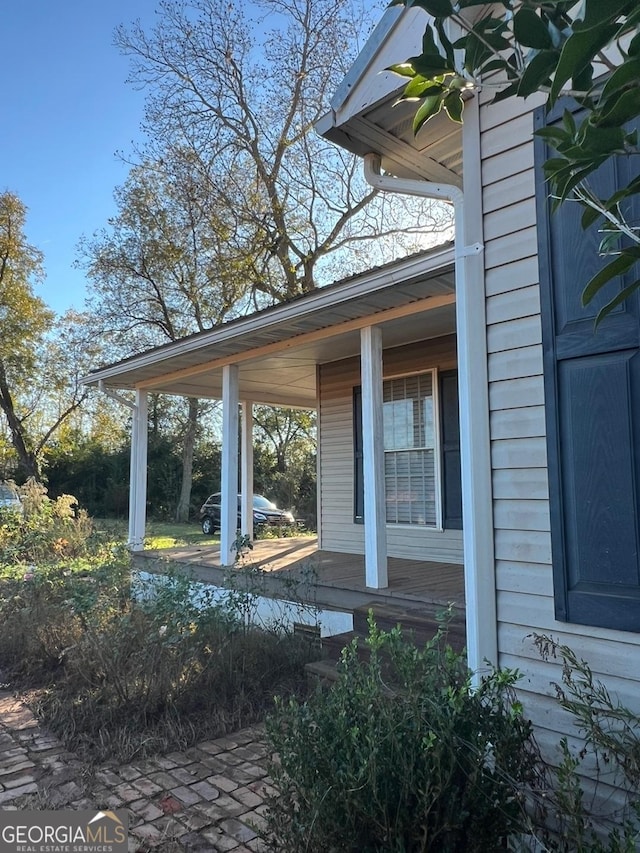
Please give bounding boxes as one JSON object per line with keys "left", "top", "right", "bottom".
{"left": 383, "top": 373, "right": 437, "bottom": 525}
{"left": 353, "top": 369, "right": 461, "bottom": 528}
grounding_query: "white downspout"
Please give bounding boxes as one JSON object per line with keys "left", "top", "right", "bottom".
{"left": 363, "top": 136, "right": 497, "bottom": 675}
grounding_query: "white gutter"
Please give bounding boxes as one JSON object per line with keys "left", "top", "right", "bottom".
{"left": 363, "top": 114, "right": 497, "bottom": 676}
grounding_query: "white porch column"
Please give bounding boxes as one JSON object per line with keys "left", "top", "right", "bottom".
{"left": 128, "top": 389, "right": 148, "bottom": 552}
{"left": 240, "top": 400, "right": 254, "bottom": 540}
{"left": 360, "top": 325, "right": 388, "bottom": 588}
{"left": 220, "top": 364, "right": 239, "bottom": 566}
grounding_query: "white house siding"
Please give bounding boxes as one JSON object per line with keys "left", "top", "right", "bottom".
{"left": 479, "top": 89, "right": 640, "bottom": 756}
{"left": 318, "top": 335, "right": 463, "bottom": 563}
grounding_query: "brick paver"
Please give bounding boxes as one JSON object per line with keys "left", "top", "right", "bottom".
{"left": 0, "top": 692, "right": 274, "bottom": 852}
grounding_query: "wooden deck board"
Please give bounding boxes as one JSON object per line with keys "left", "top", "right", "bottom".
{"left": 137, "top": 536, "right": 465, "bottom": 610}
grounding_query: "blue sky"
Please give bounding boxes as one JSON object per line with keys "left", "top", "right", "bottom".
{"left": 4, "top": 1, "right": 158, "bottom": 315}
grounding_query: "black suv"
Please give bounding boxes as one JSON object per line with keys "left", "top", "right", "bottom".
{"left": 199, "top": 493, "right": 295, "bottom": 535}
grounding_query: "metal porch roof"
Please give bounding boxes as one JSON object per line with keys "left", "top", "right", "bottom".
{"left": 84, "top": 244, "right": 456, "bottom": 408}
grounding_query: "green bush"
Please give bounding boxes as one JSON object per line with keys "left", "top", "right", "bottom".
{"left": 0, "top": 553, "right": 131, "bottom": 682}
{"left": 263, "top": 618, "right": 538, "bottom": 853}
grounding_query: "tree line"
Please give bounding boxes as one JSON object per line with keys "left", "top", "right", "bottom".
{"left": 40, "top": 404, "right": 317, "bottom": 527}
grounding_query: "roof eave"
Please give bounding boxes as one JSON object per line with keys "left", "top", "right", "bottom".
{"left": 83, "top": 244, "right": 455, "bottom": 390}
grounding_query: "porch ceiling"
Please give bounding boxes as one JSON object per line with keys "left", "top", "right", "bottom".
{"left": 84, "top": 247, "right": 456, "bottom": 409}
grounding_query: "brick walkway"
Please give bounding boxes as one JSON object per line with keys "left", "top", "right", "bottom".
{"left": 0, "top": 692, "right": 272, "bottom": 852}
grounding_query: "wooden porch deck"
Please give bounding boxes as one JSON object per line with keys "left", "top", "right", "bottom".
{"left": 134, "top": 536, "right": 465, "bottom": 615}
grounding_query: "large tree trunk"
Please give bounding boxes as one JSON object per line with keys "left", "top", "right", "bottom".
{"left": 175, "top": 396, "right": 199, "bottom": 522}
{"left": 0, "top": 359, "right": 40, "bottom": 481}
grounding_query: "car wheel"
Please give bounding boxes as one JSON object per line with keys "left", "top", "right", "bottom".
{"left": 202, "top": 516, "right": 215, "bottom": 535}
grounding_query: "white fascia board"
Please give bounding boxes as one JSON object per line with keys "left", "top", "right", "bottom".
{"left": 319, "top": 6, "right": 427, "bottom": 133}
{"left": 83, "top": 245, "right": 455, "bottom": 388}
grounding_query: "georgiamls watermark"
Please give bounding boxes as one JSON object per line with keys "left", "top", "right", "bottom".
{"left": 0, "top": 811, "right": 128, "bottom": 853}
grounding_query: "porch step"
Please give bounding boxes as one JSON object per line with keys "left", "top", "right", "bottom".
{"left": 305, "top": 658, "right": 341, "bottom": 685}
{"left": 305, "top": 601, "right": 467, "bottom": 684}
{"left": 353, "top": 601, "right": 466, "bottom": 652}
{"left": 305, "top": 632, "right": 371, "bottom": 686}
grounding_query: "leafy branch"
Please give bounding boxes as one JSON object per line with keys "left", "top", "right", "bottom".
{"left": 390, "top": 0, "right": 640, "bottom": 323}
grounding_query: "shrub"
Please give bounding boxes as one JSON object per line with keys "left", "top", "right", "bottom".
{"left": 263, "top": 618, "right": 539, "bottom": 853}
{"left": 0, "top": 479, "right": 95, "bottom": 566}
{"left": 0, "top": 553, "right": 131, "bottom": 682}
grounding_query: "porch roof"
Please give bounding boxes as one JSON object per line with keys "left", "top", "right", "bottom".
{"left": 83, "top": 243, "right": 455, "bottom": 409}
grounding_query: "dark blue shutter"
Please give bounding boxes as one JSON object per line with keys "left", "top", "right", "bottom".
{"left": 353, "top": 386, "right": 364, "bottom": 523}
{"left": 439, "top": 370, "right": 462, "bottom": 529}
{"left": 536, "top": 102, "right": 640, "bottom": 631}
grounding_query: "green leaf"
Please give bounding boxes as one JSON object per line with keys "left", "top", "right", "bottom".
{"left": 434, "top": 17, "right": 455, "bottom": 67}
{"left": 571, "top": 63, "right": 594, "bottom": 104}
{"left": 413, "top": 95, "right": 445, "bottom": 134}
{"left": 581, "top": 204, "right": 602, "bottom": 230}
{"left": 464, "top": 32, "right": 492, "bottom": 75}
{"left": 517, "top": 50, "right": 558, "bottom": 98}
{"left": 408, "top": 53, "right": 452, "bottom": 74}
{"left": 542, "top": 156, "right": 572, "bottom": 176}
{"left": 580, "top": 123, "right": 626, "bottom": 155}
{"left": 408, "top": 0, "right": 453, "bottom": 14}
{"left": 404, "top": 78, "right": 445, "bottom": 99}
{"left": 573, "top": 0, "right": 636, "bottom": 32}
{"left": 482, "top": 32, "right": 512, "bottom": 52}
{"left": 562, "top": 109, "right": 577, "bottom": 136}
{"left": 581, "top": 254, "right": 636, "bottom": 305}
{"left": 595, "top": 279, "right": 640, "bottom": 327}
{"left": 550, "top": 24, "right": 619, "bottom": 106}
{"left": 599, "top": 57, "right": 640, "bottom": 104}
{"left": 535, "top": 125, "right": 571, "bottom": 145}
{"left": 421, "top": 23, "right": 442, "bottom": 57}
{"left": 597, "top": 88, "right": 640, "bottom": 128}
{"left": 607, "top": 175, "right": 640, "bottom": 207}
{"left": 628, "top": 31, "right": 640, "bottom": 56}
{"left": 513, "top": 8, "right": 553, "bottom": 49}
{"left": 443, "top": 90, "right": 464, "bottom": 122}
{"left": 387, "top": 63, "right": 418, "bottom": 79}
{"left": 555, "top": 163, "right": 603, "bottom": 203}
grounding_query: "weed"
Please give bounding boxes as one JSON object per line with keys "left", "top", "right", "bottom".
{"left": 527, "top": 636, "right": 640, "bottom": 852}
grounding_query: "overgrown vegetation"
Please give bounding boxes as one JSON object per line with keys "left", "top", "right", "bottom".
{"left": 262, "top": 618, "right": 540, "bottom": 852}
{"left": 529, "top": 636, "right": 640, "bottom": 852}
{"left": 4, "top": 486, "right": 640, "bottom": 850}
{"left": 0, "top": 486, "right": 317, "bottom": 763}
{"left": 0, "top": 479, "right": 95, "bottom": 565}
{"left": 259, "top": 621, "right": 640, "bottom": 852}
